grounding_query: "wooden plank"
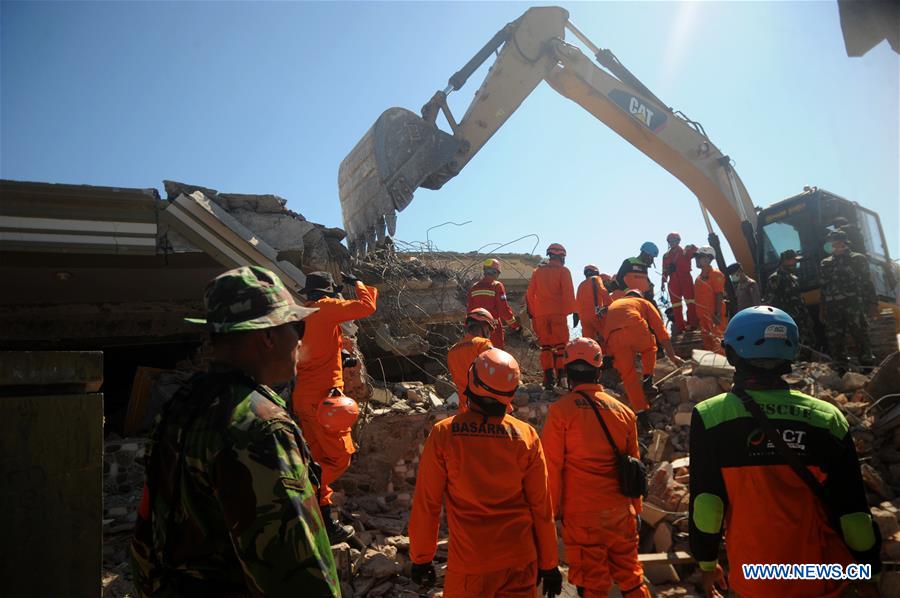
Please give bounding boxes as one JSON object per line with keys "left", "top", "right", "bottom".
{"left": 638, "top": 551, "right": 696, "bottom": 565}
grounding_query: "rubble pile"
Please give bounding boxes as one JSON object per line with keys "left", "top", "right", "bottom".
{"left": 99, "top": 347, "right": 900, "bottom": 596}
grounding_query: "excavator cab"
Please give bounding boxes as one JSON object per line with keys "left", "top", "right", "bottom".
{"left": 757, "top": 187, "right": 898, "bottom": 355}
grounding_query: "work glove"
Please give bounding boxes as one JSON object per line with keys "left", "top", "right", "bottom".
{"left": 340, "top": 271, "right": 360, "bottom": 285}
{"left": 536, "top": 567, "right": 563, "bottom": 598}
{"left": 410, "top": 561, "right": 436, "bottom": 588}
{"left": 572, "top": 313, "right": 579, "bottom": 328}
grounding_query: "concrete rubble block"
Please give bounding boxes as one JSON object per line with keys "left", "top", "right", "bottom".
{"left": 871, "top": 506, "right": 900, "bottom": 538}
{"left": 370, "top": 387, "right": 395, "bottom": 405}
{"left": 691, "top": 350, "right": 735, "bottom": 377}
{"left": 425, "top": 391, "right": 444, "bottom": 409}
{"left": 394, "top": 382, "right": 425, "bottom": 402}
{"left": 861, "top": 464, "right": 894, "bottom": 499}
{"left": 641, "top": 502, "right": 669, "bottom": 527}
{"left": 446, "top": 392, "right": 459, "bottom": 407}
{"left": 841, "top": 372, "right": 869, "bottom": 393}
{"left": 812, "top": 366, "right": 844, "bottom": 390}
{"left": 654, "top": 360, "right": 677, "bottom": 379}
{"left": 884, "top": 532, "right": 900, "bottom": 560}
{"left": 673, "top": 411, "right": 692, "bottom": 427}
{"left": 678, "top": 376, "right": 722, "bottom": 403}
{"left": 866, "top": 352, "right": 900, "bottom": 400}
{"left": 643, "top": 563, "right": 680, "bottom": 585}
{"left": 646, "top": 430, "right": 671, "bottom": 463}
{"left": 653, "top": 522, "right": 674, "bottom": 553}
{"left": 385, "top": 535, "right": 410, "bottom": 552}
{"left": 432, "top": 376, "right": 456, "bottom": 399}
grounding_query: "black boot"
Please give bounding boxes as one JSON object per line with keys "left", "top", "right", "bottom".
{"left": 636, "top": 411, "right": 651, "bottom": 431}
{"left": 642, "top": 374, "right": 659, "bottom": 397}
{"left": 556, "top": 369, "right": 567, "bottom": 389}
{"left": 320, "top": 504, "right": 355, "bottom": 545}
{"left": 543, "top": 369, "right": 555, "bottom": 390}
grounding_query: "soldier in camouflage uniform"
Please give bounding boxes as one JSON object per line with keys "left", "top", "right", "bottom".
{"left": 764, "top": 250, "right": 815, "bottom": 345}
{"left": 131, "top": 266, "right": 340, "bottom": 597}
{"left": 819, "top": 230, "right": 877, "bottom": 368}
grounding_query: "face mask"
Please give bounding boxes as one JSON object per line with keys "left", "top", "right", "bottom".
{"left": 824, "top": 242, "right": 833, "bottom": 254}
{"left": 730, "top": 274, "right": 741, "bottom": 283}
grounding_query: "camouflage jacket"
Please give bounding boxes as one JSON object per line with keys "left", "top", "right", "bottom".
{"left": 130, "top": 365, "right": 340, "bottom": 597}
{"left": 764, "top": 267, "right": 807, "bottom": 317}
{"left": 820, "top": 251, "right": 877, "bottom": 309}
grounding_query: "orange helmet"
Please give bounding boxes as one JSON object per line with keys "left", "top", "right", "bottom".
{"left": 583, "top": 264, "right": 600, "bottom": 276}
{"left": 667, "top": 232, "right": 681, "bottom": 243}
{"left": 563, "top": 337, "right": 603, "bottom": 368}
{"left": 317, "top": 393, "right": 359, "bottom": 433}
{"left": 624, "top": 288, "right": 644, "bottom": 298}
{"left": 599, "top": 273, "right": 613, "bottom": 283}
{"left": 466, "top": 348, "right": 521, "bottom": 405}
{"left": 466, "top": 307, "right": 496, "bottom": 329}
{"left": 546, "top": 243, "right": 567, "bottom": 257}
{"left": 483, "top": 258, "right": 501, "bottom": 272}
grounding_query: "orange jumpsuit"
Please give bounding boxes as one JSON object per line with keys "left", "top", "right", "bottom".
{"left": 467, "top": 277, "right": 516, "bottom": 349}
{"left": 601, "top": 297, "right": 670, "bottom": 413}
{"left": 576, "top": 276, "right": 613, "bottom": 346}
{"left": 446, "top": 335, "right": 493, "bottom": 412}
{"left": 409, "top": 410, "right": 558, "bottom": 597}
{"left": 662, "top": 245, "right": 698, "bottom": 332}
{"left": 292, "top": 281, "right": 378, "bottom": 506}
{"left": 541, "top": 385, "right": 650, "bottom": 598}
{"left": 694, "top": 268, "right": 727, "bottom": 354}
{"left": 526, "top": 262, "right": 576, "bottom": 372}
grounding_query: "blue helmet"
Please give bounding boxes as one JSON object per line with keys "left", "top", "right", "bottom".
{"left": 723, "top": 306, "right": 799, "bottom": 361}
{"left": 640, "top": 241, "right": 659, "bottom": 258}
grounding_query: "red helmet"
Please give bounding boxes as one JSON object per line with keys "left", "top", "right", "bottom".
{"left": 466, "top": 348, "right": 521, "bottom": 405}
{"left": 563, "top": 337, "right": 603, "bottom": 368}
{"left": 583, "top": 264, "right": 600, "bottom": 276}
{"left": 666, "top": 232, "right": 681, "bottom": 243}
{"left": 546, "top": 243, "right": 567, "bottom": 257}
{"left": 466, "top": 307, "right": 496, "bottom": 329}
{"left": 317, "top": 393, "right": 359, "bottom": 433}
{"left": 483, "top": 258, "right": 501, "bottom": 272}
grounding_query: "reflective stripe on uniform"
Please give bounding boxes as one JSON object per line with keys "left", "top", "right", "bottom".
{"left": 471, "top": 290, "right": 497, "bottom": 297}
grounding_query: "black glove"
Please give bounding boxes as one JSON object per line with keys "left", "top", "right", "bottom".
{"left": 340, "top": 271, "right": 360, "bottom": 285}
{"left": 572, "top": 313, "right": 579, "bottom": 328}
{"left": 537, "top": 567, "right": 563, "bottom": 598}
{"left": 594, "top": 305, "right": 608, "bottom": 318}
{"left": 410, "top": 561, "right": 436, "bottom": 587}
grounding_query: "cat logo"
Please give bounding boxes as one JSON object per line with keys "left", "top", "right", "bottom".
{"left": 608, "top": 90, "right": 668, "bottom": 132}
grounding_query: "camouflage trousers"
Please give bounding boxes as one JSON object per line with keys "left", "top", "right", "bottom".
{"left": 823, "top": 300, "right": 873, "bottom": 365}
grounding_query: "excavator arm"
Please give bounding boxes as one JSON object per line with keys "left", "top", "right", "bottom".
{"left": 339, "top": 6, "right": 759, "bottom": 275}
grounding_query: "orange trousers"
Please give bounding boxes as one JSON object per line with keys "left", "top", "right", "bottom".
{"left": 533, "top": 314, "right": 570, "bottom": 372}
{"left": 698, "top": 315, "right": 727, "bottom": 355}
{"left": 295, "top": 388, "right": 355, "bottom": 506}
{"left": 562, "top": 509, "right": 650, "bottom": 598}
{"left": 606, "top": 326, "right": 656, "bottom": 413}
{"left": 667, "top": 273, "right": 698, "bottom": 332}
{"left": 443, "top": 560, "right": 537, "bottom": 598}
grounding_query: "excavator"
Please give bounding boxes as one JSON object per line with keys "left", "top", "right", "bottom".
{"left": 338, "top": 6, "right": 898, "bottom": 356}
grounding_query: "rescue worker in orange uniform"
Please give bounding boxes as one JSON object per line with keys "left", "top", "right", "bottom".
{"left": 542, "top": 338, "right": 651, "bottom": 598}
{"left": 575, "top": 265, "right": 613, "bottom": 345}
{"left": 467, "top": 258, "right": 522, "bottom": 349}
{"left": 616, "top": 242, "right": 659, "bottom": 303}
{"left": 526, "top": 243, "right": 577, "bottom": 390}
{"left": 291, "top": 271, "right": 378, "bottom": 542}
{"left": 602, "top": 290, "right": 683, "bottom": 426}
{"left": 409, "top": 349, "right": 563, "bottom": 598}
{"left": 447, "top": 308, "right": 495, "bottom": 412}
{"left": 693, "top": 247, "right": 728, "bottom": 355}
{"left": 661, "top": 232, "right": 699, "bottom": 334}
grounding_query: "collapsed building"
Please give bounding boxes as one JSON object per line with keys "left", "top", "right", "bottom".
{"left": 2, "top": 179, "right": 898, "bottom": 597}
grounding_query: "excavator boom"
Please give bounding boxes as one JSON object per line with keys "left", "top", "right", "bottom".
{"left": 339, "top": 6, "right": 758, "bottom": 273}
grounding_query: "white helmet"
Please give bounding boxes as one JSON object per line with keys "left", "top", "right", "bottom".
{"left": 696, "top": 246, "right": 716, "bottom": 259}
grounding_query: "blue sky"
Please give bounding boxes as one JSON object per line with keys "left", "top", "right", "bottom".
{"left": 2, "top": 1, "right": 897, "bottom": 286}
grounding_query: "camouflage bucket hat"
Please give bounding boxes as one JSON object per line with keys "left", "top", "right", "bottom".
{"left": 185, "top": 266, "right": 318, "bottom": 333}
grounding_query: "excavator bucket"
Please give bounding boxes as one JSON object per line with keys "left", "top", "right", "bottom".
{"left": 339, "top": 108, "right": 460, "bottom": 255}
